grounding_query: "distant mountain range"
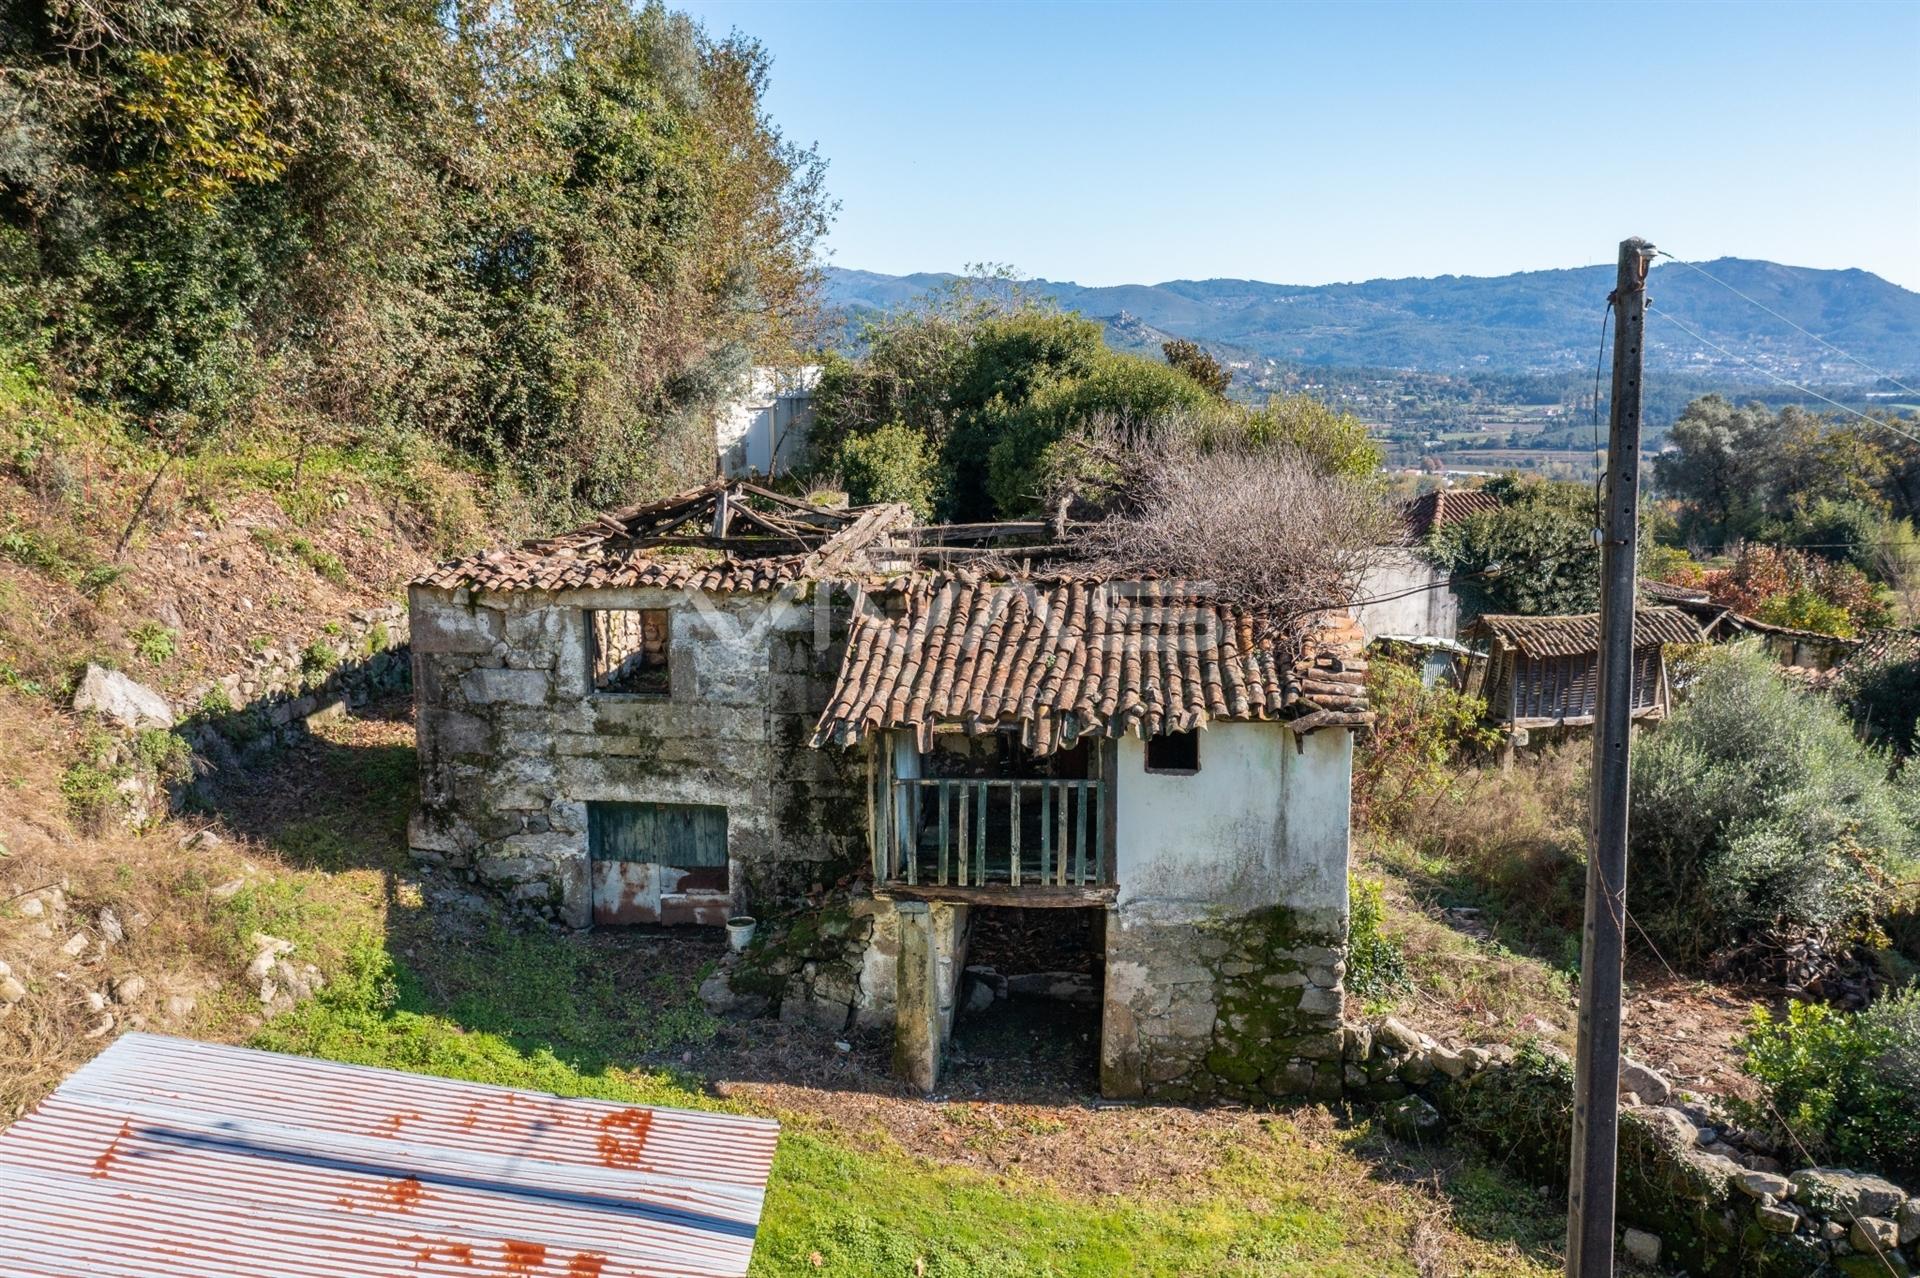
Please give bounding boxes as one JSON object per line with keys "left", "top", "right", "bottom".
{"left": 824, "top": 259, "right": 1920, "bottom": 386}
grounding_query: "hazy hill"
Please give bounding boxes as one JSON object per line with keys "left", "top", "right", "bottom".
{"left": 826, "top": 259, "right": 1920, "bottom": 385}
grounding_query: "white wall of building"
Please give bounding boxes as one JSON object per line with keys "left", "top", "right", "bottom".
{"left": 1354, "top": 548, "right": 1459, "bottom": 642}
{"left": 715, "top": 366, "right": 820, "bottom": 478}
{"left": 1112, "top": 722, "right": 1350, "bottom": 923}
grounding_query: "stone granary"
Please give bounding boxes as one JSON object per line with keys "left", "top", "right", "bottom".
{"left": 408, "top": 483, "right": 1374, "bottom": 1100}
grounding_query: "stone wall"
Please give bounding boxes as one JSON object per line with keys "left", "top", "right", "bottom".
{"left": 408, "top": 582, "right": 866, "bottom": 928}
{"left": 1362, "top": 1028, "right": 1920, "bottom": 1277}
{"left": 1101, "top": 902, "right": 1346, "bottom": 1101}
{"left": 176, "top": 604, "right": 413, "bottom": 771}
{"left": 1101, "top": 725, "right": 1354, "bottom": 1100}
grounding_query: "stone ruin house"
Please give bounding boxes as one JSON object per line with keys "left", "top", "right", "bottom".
{"left": 409, "top": 480, "right": 1374, "bottom": 1100}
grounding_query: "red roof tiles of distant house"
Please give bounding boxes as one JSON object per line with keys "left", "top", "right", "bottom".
{"left": 1400, "top": 488, "right": 1505, "bottom": 542}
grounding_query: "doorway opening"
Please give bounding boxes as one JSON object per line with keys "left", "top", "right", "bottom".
{"left": 947, "top": 905, "right": 1105, "bottom": 1094}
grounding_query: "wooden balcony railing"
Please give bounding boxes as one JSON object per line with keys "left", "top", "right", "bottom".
{"left": 882, "top": 777, "right": 1110, "bottom": 892}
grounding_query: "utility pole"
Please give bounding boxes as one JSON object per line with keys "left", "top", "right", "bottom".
{"left": 1567, "top": 236, "right": 1656, "bottom": 1278}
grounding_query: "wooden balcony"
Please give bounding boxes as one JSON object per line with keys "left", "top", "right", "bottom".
{"left": 878, "top": 777, "right": 1114, "bottom": 907}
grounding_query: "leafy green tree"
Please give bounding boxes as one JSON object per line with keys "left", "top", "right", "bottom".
{"left": 1653, "top": 396, "right": 1791, "bottom": 542}
{"left": 1242, "top": 394, "right": 1380, "bottom": 481}
{"left": 1161, "top": 337, "right": 1229, "bottom": 398}
{"left": 985, "top": 353, "right": 1215, "bottom": 515}
{"left": 1428, "top": 475, "right": 1599, "bottom": 616}
{"left": 2, "top": 0, "right": 832, "bottom": 514}
{"left": 831, "top": 421, "right": 938, "bottom": 519}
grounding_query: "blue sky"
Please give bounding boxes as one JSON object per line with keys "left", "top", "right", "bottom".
{"left": 677, "top": 0, "right": 1920, "bottom": 290}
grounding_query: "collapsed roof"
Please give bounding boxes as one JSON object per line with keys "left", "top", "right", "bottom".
{"left": 811, "top": 572, "right": 1371, "bottom": 755}
{"left": 412, "top": 478, "right": 914, "bottom": 594}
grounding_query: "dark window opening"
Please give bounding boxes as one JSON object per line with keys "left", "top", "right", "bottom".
{"left": 1144, "top": 729, "right": 1199, "bottom": 774}
{"left": 591, "top": 608, "right": 670, "bottom": 695}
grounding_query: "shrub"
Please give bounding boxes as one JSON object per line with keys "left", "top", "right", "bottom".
{"left": 1630, "top": 643, "right": 1918, "bottom": 974}
{"left": 197, "top": 685, "right": 234, "bottom": 716}
{"left": 1428, "top": 474, "right": 1602, "bottom": 617}
{"left": 1838, "top": 636, "right": 1920, "bottom": 760}
{"left": 60, "top": 760, "right": 122, "bottom": 829}
{"left": 1352, "top": 655, "right": 1500, "bottom": 833}
{"left": 832, "top": 421, "right": 939, "bottom": 519}
{"left": 301, "top": 640, "right": 341, "bottom": 679}
{"left": 1736, "top": 988, "right": 1920, "bottom": 1179}
{"left": 1752, "top": 586, "right": 1855, "bottom": 638}
{"left": 128, "top": 620, "right": 178, "bottom": 664}
{"left": 131, "top": 728, "right": 193, "bottom": 782}
{"left": 1345, "top": 875, "right": 1410, "bottom": 1004}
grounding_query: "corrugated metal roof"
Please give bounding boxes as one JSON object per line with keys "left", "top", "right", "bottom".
{"left": 0, "top": 1033, "right": 778, "bottom": 1278}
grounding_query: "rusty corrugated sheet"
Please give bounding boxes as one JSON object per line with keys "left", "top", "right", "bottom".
{"left": 0, "top": 1033, "right": 778, "bottom": 1278}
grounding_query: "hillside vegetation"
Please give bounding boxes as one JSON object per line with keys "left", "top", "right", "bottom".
{"left": 4, "top": 0, "right": 828, "bottom": 514}
{"left": 827, "top": 260, "right": 1920, "bottom": 382}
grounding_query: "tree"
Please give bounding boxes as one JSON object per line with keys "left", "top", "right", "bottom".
{"left": 1076, "top": 422, "right": 1394, "bottom": 625}
{"left": 1161, "top": 338, "right": 1229, "bottom": 398}
{"left": 1653, "top": 396, "right": 1791, "bottom": 543}
{"left": 1703, "top": 543, "right": 1891, "bottom": 636}
{"left": 1428, "top": 475, "right": 1599, "bottom": 616}
{"left": 2, "top": 0, "right": 834, "bottom": 514}
{"left": 832, "top": 421, "right": 938, "bottom": 519}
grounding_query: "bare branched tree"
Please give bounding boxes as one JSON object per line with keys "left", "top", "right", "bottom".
{"left": 1070, "top": 416, "right": 1394, "bottom": 630}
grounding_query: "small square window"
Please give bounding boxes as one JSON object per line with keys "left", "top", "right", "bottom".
{"left": 1145, "top": 729, "right": 1199, "bottom": 774}
{"left": 591, "top": 608, "right": 671, "bottom": 695}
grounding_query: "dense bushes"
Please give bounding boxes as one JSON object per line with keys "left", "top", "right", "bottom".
{"left": 813, "top": 273, "right": 1380, "bottom": 521}
{"left": 1427, "top": 474, "right": 1601, "bottom": 617}
{"left": 2, "top": 0, "right": 829, "bottom": 514}
{"left": 1351, "top": 654, "right": 1498, "bottom": 833}
{"left": 1630, "top": 644, "right": 1919, "bottom": 974}
{"left": 1737, "top": 988, "right": 1920, "bottom": 1179}
{"left": 832, "top": 422, "right": 938, "bottom": 519}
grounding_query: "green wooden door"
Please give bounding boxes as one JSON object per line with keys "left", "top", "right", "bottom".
{"left": 589, "top": 801, "right": 729, "bottom": 867}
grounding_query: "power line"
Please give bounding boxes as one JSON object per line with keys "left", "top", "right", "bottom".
{"left": 1646, "top": 307, "right": 1920, "bottom": 453}
{"left": 1657, "top": 252, "right": 1920, "bottom": 398}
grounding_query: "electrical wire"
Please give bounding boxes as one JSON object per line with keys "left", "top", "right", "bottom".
{"left": 1646, "top": 307, "right": 1920, "bottom": 453}
{"left": 1657, "top": 252, "right": 1920, "bottom": 398}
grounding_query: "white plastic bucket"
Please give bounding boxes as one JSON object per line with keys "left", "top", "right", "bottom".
{"left": 726, "top": 916, "right": 757, "bottom": 952}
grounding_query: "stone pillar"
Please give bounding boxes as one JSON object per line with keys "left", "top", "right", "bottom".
{"left": 892, "top": 901, "right": 941, "bottom": 1092}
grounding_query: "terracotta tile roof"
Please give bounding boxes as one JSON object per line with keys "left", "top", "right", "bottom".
{"left": 1467, "top": 607, "right": 1707, "bottom": 659}
{"left": 1401, "top": 487, "right": 1505, "bottom": 542}
{"left": 812, "top": 573, "right": 1371, "bottom": 755}
{"left": 413, "top": 479, "right": 911, "bottom": 594}
{"left": 1637, "top": 578, "right": 1713, "bottom": 606}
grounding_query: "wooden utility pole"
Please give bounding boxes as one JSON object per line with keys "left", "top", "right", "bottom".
{"left": 1567, "top": 237, "right": 1656, "bottom": 1277}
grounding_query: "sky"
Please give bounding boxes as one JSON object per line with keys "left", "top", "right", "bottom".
{"left": 676, "top": 0, "right": 1920, "bottom": 291}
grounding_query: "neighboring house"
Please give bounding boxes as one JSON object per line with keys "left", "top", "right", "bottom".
{"left": 1353, "top": 486, "right": 1504, "bottom": 643}
{"left": 1463, "top": 608, "right": 1705, "bottom": 737}
{"left": 1638, "top": 577, "right": 1860, "bottom": 672}
{"left": 714, "top": 365, "right": 820, "bottom": 478}
{"left": 409, "top": 484, "right": 1374, "bottom": 1102}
